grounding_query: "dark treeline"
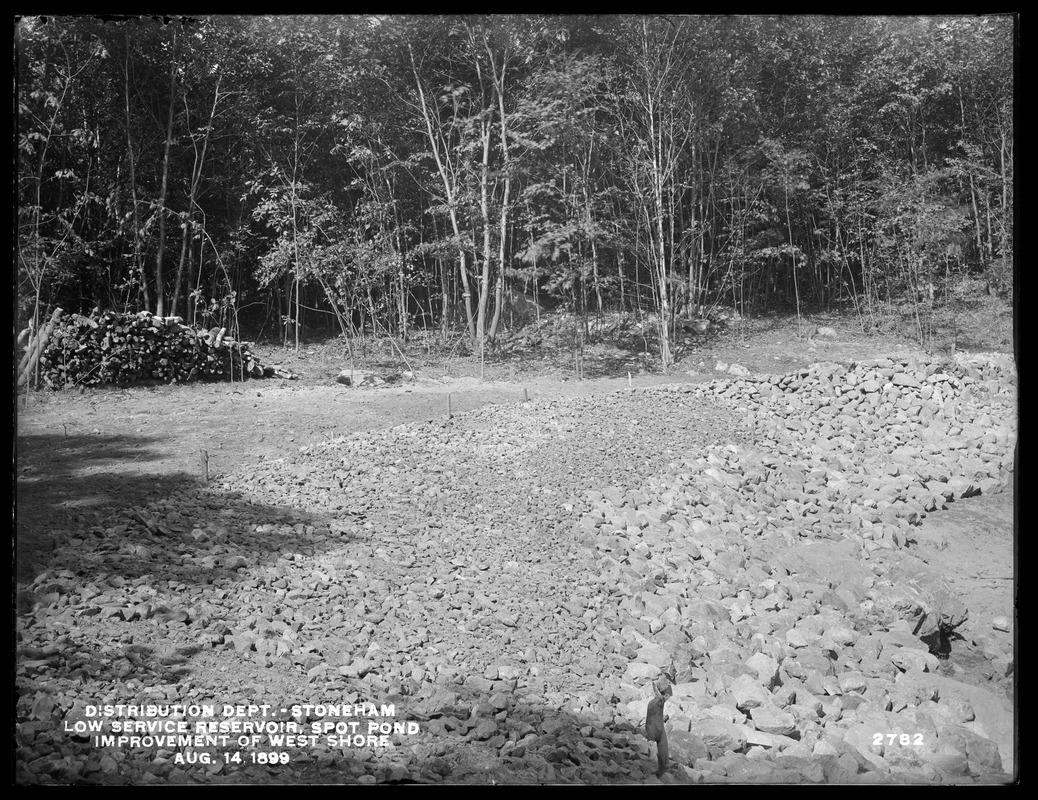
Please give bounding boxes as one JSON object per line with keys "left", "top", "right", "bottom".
{"left": 16, "top": 15, "right": 1013, "bottom": 364}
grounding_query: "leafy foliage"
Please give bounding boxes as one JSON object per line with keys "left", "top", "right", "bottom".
{"left": 16, "top": 14, "right": 1013, "bottom": 356}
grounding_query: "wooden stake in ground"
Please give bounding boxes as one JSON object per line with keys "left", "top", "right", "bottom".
{"left": 447, "top": 393, "right": 453, "bottom": 419}
{"left": 200, "top": 449, "right": 210, "bottom": 483}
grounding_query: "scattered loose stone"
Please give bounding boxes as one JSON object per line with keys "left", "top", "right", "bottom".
{"left": 15, "top": 353, "right": 1015, "bottom": 784}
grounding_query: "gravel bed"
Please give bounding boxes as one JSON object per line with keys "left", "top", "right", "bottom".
{"left": 16, "top": 353, "right": 1016, "bottom": 784}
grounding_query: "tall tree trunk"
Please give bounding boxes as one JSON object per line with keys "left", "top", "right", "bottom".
{"left": 172, "top": 74, "right": 220, "bottom": 317}
{"left": 651, "top": 126, "right": 671, "bottom": 367}
{"left": 410, "top": 48, "right": 476, "bottom": 339}
{"left": 957, "top": 91, "right": 984, "bottom": 265}
{"left": 997, "top": 107, "right": 1011, "bottom": 257}
{"left": 153, "top": 24, "right": 179, "bottom": 318}
{"left": 581, "top": 179, "right": 603, "bottom": 319}
{"left": 123, "top": 36, "right": 150, "bottom": 313}
{"left": 476, "top": 117, "right": 493, "bottom": 357}
{"left": 488, "top": 46, "right": 512, "bottom": 342}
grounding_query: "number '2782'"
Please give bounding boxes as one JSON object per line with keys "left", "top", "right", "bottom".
{"left": 873, "top": 733, "right": 925, "bottom": 747}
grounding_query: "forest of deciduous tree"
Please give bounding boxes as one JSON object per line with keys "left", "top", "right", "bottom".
{"left": 15, "top": 14, "right": 1014, "bottom": 366}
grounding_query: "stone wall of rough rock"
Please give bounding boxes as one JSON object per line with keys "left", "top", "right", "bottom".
{"left": 574, "top": 354, "right": 1015, "bottom": 782}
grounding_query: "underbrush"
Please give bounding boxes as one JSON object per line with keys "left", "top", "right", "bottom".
{"left": 863, "top": 293, "right": 1013, "bottom": 354}
{"left": 255, "top": 299, "right": 1014, "bottom": 385}
{"left": 21, "top": 297, "right": 1010, "bottom": 396}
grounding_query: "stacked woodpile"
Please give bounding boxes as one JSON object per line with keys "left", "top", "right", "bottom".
{"left": 16, "top": 308, "right": 295, "bottom": 389}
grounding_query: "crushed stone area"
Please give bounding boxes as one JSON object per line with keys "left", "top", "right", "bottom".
{"left": 16, "top": 352, "right": 1016, "bottom": 784}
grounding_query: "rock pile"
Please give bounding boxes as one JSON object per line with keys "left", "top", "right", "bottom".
{"left": 573, "top": 354, "right": 1015, "bottom": 782}
{"left": 335, "top": 370, "right": 414, "bottom": 387}
{"left": 15, "top": 353, "right": 1015, "bottom": 784}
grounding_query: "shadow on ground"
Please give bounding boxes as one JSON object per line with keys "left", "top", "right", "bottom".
{"left": 17, "top": 432, "right": 190, "bottom": 500}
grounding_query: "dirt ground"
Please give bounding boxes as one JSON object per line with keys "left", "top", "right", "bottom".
{"left": 15, "top": 316, "right": 1015, "bottom": 690}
